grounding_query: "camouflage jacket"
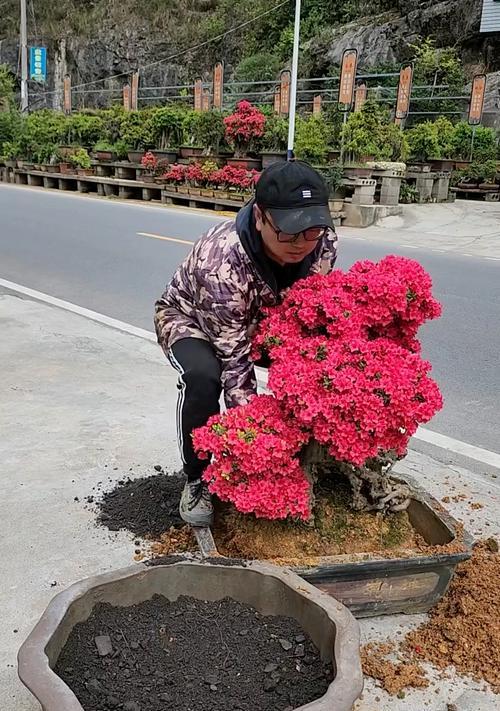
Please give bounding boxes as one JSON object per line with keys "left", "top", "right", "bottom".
{"left": 154, "top": 202, "right": 338, "bottom": 408}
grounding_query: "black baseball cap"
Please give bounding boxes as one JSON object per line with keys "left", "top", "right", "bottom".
{"left": 255, "top": 160, "right": 333, "bottom": 233}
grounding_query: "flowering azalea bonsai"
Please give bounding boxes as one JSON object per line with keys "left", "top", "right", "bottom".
{"left": 194, "top": 256, "right": 443, "bottom": 522}
{"left": 223, "top": 100, "right": 266, "bottom": 158}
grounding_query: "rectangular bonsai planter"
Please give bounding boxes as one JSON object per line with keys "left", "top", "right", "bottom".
{"left": 194, "top": 474, "right": 473, "bottom": 619}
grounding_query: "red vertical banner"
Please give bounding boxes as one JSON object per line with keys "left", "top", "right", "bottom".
{"left": 338, "top": 49, "right": 357, "bottom": 107}
{"left": 213, "top": 62, "right": 224, "bottom": 110}
{"left": 280, "top": 70, "right": 291, "bottom": 116}
{"left": 354, "top": 83, "right": 367, "bottom": 112}
{"left": 131, "top": 72, "right": 139, "bottom": 110}
{"left": 63, "top": 75, "right": 72, "bottom": 114}
{"left": 194, "top": 79, "right": 203, "bottom": 111}
{"left": 313, "top": 95, "right": 322, "bottom": 115}
{"left": 274, "top": 86, "right": 281, "bottom": 115}
{"left": 123, "top": 84, "right": 131, "bottom": 111}
{"left": 202, "top": 89, "right": 211, "bottom": 112}
{"left": 395, "top": 64, "right": 413, "bottom": 121}
{"left": 468, "top": 74, "right": 486, "bottom": 126}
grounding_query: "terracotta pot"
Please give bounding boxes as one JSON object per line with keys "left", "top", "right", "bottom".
{"left": 151, "top": 149, "right": 177, "bottom": 163}
{"left": 76, "top": 168, "right": 94, "bottom": 177}
{"left": 127, "top": 150, "right": 144, "bottom": 164}
{"left": 177, "top": 186, "right": 190, "bottom": 195}
{"left": 428, "top": 159, "right": 454, "bottom": 173}
{"left": 58, "top": 145, "right": 74, "bottom": 159}
{"left": 343, "top": 166, "right": 373, "bottom": 179}
{"left": 142, "top": 174, "right": 156, "bottom": 183}
{"left": 226, "top": 156, "right": 262, "bottom": 171}
{"left": 179, "top": 146, "right": 204, "bottom": 159}
{"left": 200, "top": 188, "right": 214, "bottom": 197}
{"left": 478, "top": 182, "right": 499, "bottom": 191}
{"left": 454, "top": 160, "right": 471, "bottom": 171}
{"left": 59, "top": 163, "right": 75, "bottom": 175}
{"left": 214, "top": 189, "right": 230, "bottom": 199}
{"left": 261, "top": 151, "right": 287, "bottom": 170}
{"left": 95, "top": 150, "right": 116, "bottom": 162}
{"left": 188, "top": 187, "right": 201, "bottom": 196}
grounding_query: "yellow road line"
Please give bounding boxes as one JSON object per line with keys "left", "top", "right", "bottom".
{"left": 137, "top": 231, "right": 194, "bottom": 246}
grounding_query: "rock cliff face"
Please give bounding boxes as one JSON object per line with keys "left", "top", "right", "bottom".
{"left": 307, "top": 0, "right": 498, "bottom": 74}
{"left": 0, "top": 0, "right": 499, "bottom": 109}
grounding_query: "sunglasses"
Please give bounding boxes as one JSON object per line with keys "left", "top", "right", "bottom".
{"left": 263, "top": 213, "right": 328, "bottom": 244}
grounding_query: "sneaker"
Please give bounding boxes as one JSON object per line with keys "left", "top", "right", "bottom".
{"left": 179, "top": 479, "right": 214, "bottom": 527}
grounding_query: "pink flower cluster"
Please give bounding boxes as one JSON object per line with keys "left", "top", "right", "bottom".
{"left": 212, "top": 164, "right": 259, "bottom": 190}
{"left": 224, "top": 101, "right": 266, "bottom": 154}
{"left": 194, "top": 256, "right": 443, "bottom": 520}
{"left": 193, "top": 395, "right": 311, "bottom": 520}
{"left": 140, "top": 151, "right": 157, "bottom": 172}
{"left": 162, "top": 163, "right": 186, "bottom": 183}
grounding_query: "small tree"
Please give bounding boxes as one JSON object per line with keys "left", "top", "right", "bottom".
{"left": 224, "top": 100, "right": 266, "bottom": 157}
{"left": 406, "top": 122, "right": 441, "bottom": 162}
{"left": 294, "top": 114, "right": 330, "bottom": 164}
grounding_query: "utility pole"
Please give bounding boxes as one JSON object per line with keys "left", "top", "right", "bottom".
{"left": 20, "top": 0, "right": 29, "bottom": 112}
{"left": 286, "top": 0, "right": 301, "bottom": 160}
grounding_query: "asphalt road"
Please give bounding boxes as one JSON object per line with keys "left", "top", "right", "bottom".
{"left": 1, "top": 184, "right": 499, "bottom": 456}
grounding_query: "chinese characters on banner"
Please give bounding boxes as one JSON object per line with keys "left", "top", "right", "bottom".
{"left": 280, "top": 70, "right": 291, "bottom": 116}
{"left": 63, "top": 75, "right": 72, "bottom": 114}
{"left": 354, "top": 83, "right": 367, "bottom": 112}
{"left": 123, "top": 84, "right": 131, "bottom": 111}
{"left": 202, "top": 89, "right": 211, "bottom": 112}
{"left": 395, "top": 65, "right": 413, "bottom": 121}
{"left": 29, "top": 47, "right": 47, "bottom": 82}
{"left": 213, "top": 63, "right": 224, "bottom": 109}
{"left": 194, "top": 80, "right": 203, "bottom": 111}
{"left": 338, "top": 49, "right": 357, "bottom": 107}
{"left": 274, "top": 86, "right": 281, "bottom": 115}
{"left": 468, "top": 74, "right": 486, "bottom": 125}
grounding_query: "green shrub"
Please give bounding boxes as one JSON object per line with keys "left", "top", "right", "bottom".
{"left": 341, "top": 101, "right": 407, "bottom": 162}
{"left": 461, "top": 160, "right": 498, "bottom": 183}
{"left": 93, "top": 140, "right": 115, "bottom": 152}
{"left": 0, "top": 110, "right": 22, "bottom": 155}
{"left": 406, "top": 121, "right": 441, "bottom": 162}
{"left": 234, "top": 53, "right": 280, "bottom": 88}
{"left": 113, "top": 138, "right": 131, "bottom": 160}
{"left": 119, "top": 109, "right": 153, "bottom": 150}
{"left": 184, "top": 110, "right": 226, "bottom": 153}
{"left": 448, "top": 122, "right": 498, "bottom": 161}
{"left": 294, "top": 114, "right": 330, "bottom": 164}
{"left": 65, "top": 112, "right": 104, "bottom": 147}
{"left": 150, "top": 107, "right": 186, "bottom": 149}
{"left": 433, "top": 116, "right": 455, "bottom": 158}
{"left": 262, "top": 115, "right": 288, "bottom": 152}
{"left": 0, "top": 64, "right": 15, "bottom": 110}
{"left": 20, "top": 109, "right": 67, "bottom": 160}
{"left": 69, "top": 147, "right": 91, "bottom": 169}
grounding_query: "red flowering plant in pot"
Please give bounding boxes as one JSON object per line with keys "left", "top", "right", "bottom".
{"left": 194, "top": 256, "right": 443, "bottom": 522}
{"left": 211, "top": 164, "right": 260, "bottom": 200}
{"left": 140, "top": 151, "right": 158, "bottom": 182}
{"left": 224, "top": 100, "right": 265, "bottom": 169}
{"left": 162, "top": 163, "right": 187, "bottom": 191}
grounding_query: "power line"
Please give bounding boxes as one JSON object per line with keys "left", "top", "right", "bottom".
{"left": 65, "top": 0, "right": 291, "bottom": 93}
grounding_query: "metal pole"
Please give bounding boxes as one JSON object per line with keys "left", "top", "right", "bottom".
{"left": 287, "top": 0, "right": 301, "bottom": 161}
{"left": 20, "top": 0, "right": 29, "bottom": 112}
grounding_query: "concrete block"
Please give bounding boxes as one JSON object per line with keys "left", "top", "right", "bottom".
{"left": 453, "top": 690, "right": 498, "bottom": 711}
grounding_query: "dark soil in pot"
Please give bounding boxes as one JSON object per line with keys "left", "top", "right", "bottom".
{"left": 92, "top": 470, "right": 429, "bottom": 564}
{"left": 54, "top": 594, "right": 333, "bottom": 711}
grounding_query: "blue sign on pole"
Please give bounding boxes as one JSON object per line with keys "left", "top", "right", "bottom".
{"left": 29, "top": 47, "right": 47, "bottom": 82}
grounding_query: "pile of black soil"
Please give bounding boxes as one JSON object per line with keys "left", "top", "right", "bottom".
{"left": 96, "top": 472, "right": 184, "bottom": 538}
{"left": 55, "top": 595, "right": 333, "bottom": 711}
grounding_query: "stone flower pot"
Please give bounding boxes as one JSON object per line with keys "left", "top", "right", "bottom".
{"left": 18, "top": 559, "right": 362, "bottom": 711}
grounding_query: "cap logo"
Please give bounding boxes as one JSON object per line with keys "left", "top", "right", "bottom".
{"left": 302, "top": 189, "right": 312, "bottom": 198}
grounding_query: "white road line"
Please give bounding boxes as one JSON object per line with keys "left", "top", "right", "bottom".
{"left": 2, "top": 276, "right": 500, "bottom": 469}
{"left": 137, "top": 231, "right": 194, "bottom": 246}
{"left": 0, "top": 277, "right": 157, "bottom": 343}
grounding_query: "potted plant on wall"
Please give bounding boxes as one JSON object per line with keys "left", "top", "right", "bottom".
{"left": 162, "top": 163, "right": 187, "bottom": 192}
{"left": 149, "top": 107, "right": 185, "bottom": 163}
{"left": 140, "top": 151, "right": 158, "bottom": 182}
{"left": 93, "top": 140, "right": 117, "bottom": 162}
{"left": 261, "top": 115, "right": 288, "bottom": 169}
{"left": 184, "top": 110, "right": 227, "bottom": 160}
{"left": 69, "top": 148, "right": 94, "bottom": 176}
{"left": 406, "top": 121, "right": 441, "bottom": 170}
{"left": 224, "top": 100, "right": 265, "bottom": 171}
